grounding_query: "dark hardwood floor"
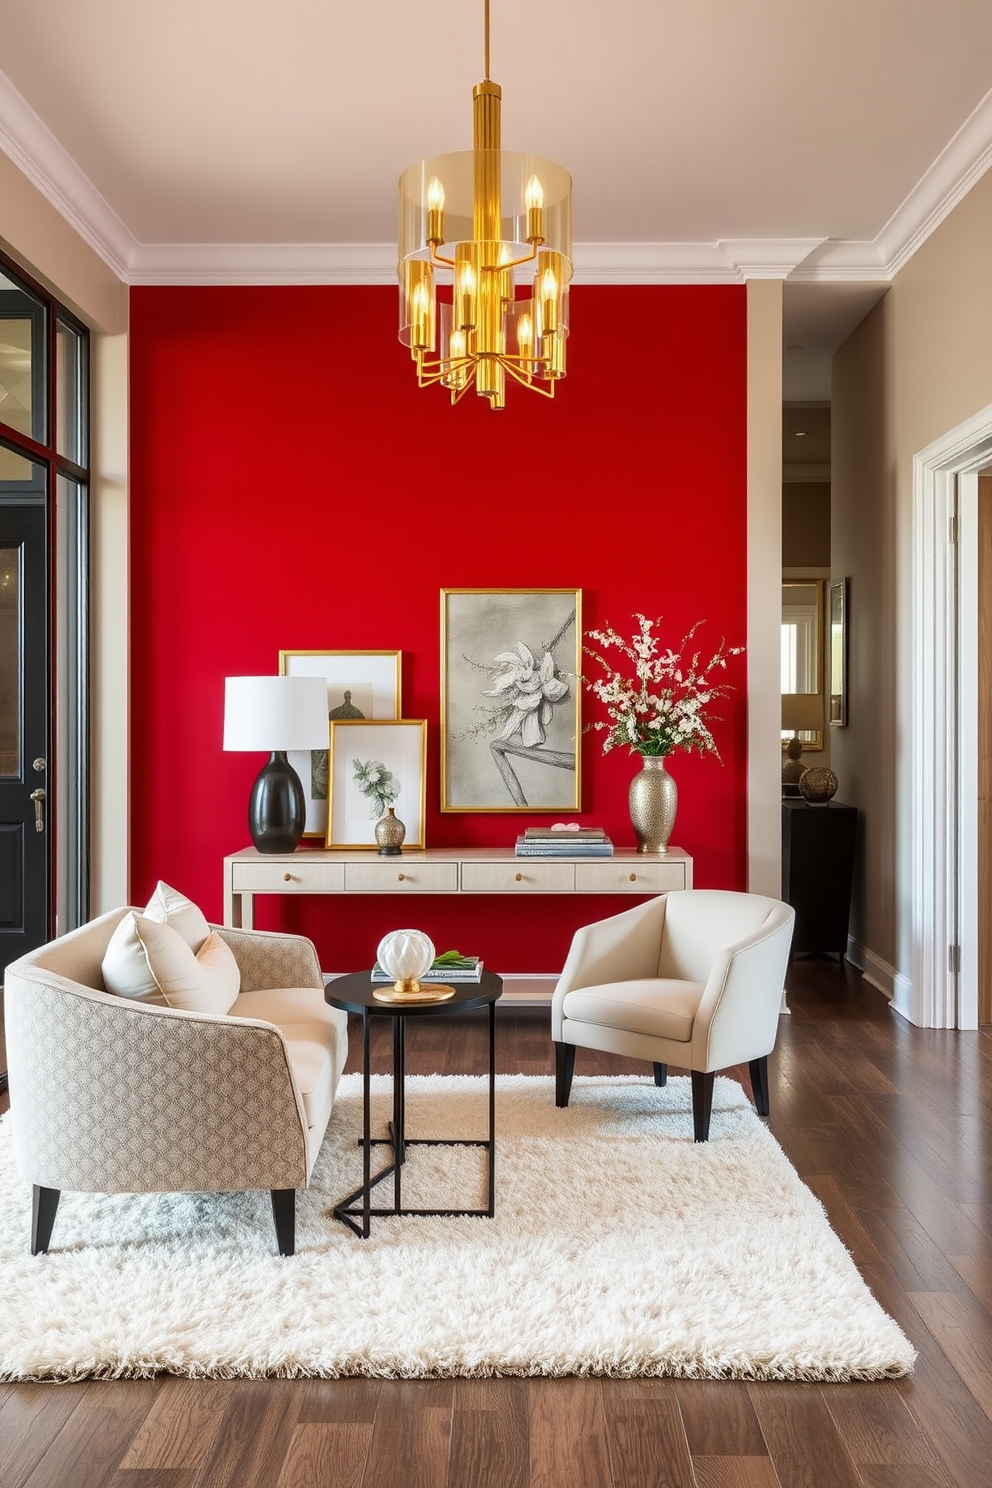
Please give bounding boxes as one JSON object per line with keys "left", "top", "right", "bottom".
{"left": 1, "top": 956, "right": 991, "bottom": 1487}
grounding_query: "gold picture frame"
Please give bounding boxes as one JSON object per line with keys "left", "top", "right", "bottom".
{"left": 440, "top": 587, "right": 582, "bottom": 812}
{"left": 326, "top": 719, "right": 427, "bottom": 849}
{"left": 278, "top": 650, "right": 402, "bottom": 837}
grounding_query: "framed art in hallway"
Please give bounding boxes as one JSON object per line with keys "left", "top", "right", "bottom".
{"left": 279, "top": 650, "right": 402, "bottom": 836}
{"left": 440, "top": 588, "right": 581, "bottom": 812}
{"left": 828, "top": 579, "right": 848, "bottom": 726}
{"left": 326, "top": 719, "right": 427, "bottom": 849}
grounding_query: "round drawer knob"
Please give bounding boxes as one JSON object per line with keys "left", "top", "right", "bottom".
{"left": 397, "top": 873, "right": 406, "bottom": 881}
{"left": 282, "top": 873, "right": 293, "bottom": 882}
{"left": 515, "top": 872, "right": 523, "bottom": 882}
{"left": 629, "top": 873, "right": 637, "bottom": 882}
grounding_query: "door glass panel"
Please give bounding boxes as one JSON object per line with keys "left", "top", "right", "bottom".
{"left": 0, "top": 269, "right": 47, "bottom": 446}
{"left": 57, "top": 318, "right": 87, "bottom": 464}
{"left": 0, "top": 544, "right": 20, "bottom": 777}
{"left": 0, "top": 434, "right": 43, "bottom": 493}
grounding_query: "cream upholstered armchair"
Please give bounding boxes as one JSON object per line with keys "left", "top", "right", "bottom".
{"left": 552, "top": 890, "right": 795, "bottom": 1140}
{"left": 3, "top": 904, "right": 348, "bottom": 1256}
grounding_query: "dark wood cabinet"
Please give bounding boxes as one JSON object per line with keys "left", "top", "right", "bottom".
{"left": 781, "top": 800, "right": 858, "bottom": 958}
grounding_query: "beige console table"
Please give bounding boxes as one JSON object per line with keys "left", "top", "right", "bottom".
{"left": 223, "top": 846, "right": 693, "bottom": 1005}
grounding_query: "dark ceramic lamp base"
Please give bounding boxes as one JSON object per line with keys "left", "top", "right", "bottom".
{"left": 249, "top": 751, "right": 306, "bottom": 854}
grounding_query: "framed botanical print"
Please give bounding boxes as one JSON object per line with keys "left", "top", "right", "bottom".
{"left": 278, "top": 650, "right": 401, "bottom": 837}
{"left": 326, "top": 719, "right": 427, "bottom": 849}
{"left": 440, "top": 588, "right": 581, "bottom": 812}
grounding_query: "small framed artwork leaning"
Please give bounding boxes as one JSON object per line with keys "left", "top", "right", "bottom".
{"left": 278, "top": 650, "right": 402, "bottom": 838}
{"left": 440, "top": 587, "right": 582, "bottom": 812}
{"left": 326, "top": 719, "right": 428, "bottom": 849}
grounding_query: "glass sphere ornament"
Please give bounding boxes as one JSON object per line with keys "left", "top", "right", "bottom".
{"left": 373, "top": 928, "right": 454, "bottom": 1003}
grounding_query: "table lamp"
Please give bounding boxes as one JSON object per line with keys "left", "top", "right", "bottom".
{"left": 781, "top": 692, "right": 824, "bottom": 797}
{"left": 223, "top": 675, "right": 329, "bottom": 853}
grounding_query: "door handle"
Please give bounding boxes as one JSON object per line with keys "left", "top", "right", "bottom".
{"left": 29, "top": 788, "right": 45, "bottom": 833}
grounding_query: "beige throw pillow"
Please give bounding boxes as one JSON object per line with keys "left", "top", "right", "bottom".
{"left": 130, "top": 917, "right": 240, "bottom": 1015}
{"left": 102, "top": 880, "right": 213, "bottom": 1002}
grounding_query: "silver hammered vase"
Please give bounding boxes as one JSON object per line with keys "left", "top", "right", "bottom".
{"left": 628, "top": 757, "right": 677, "bottom": 854}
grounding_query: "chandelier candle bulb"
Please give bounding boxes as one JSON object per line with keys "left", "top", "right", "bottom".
{"left": 411, "top": 280, "right": 433, "bottom": 352}
{"left": 540, "top": 265, "right": 559, "bottom": 335}
{"left": 456, "top": 256, "right": 478, "bottom": 331}
{"left": 426, "top": 176, "right": 445, "bottom": 245}
{"left": 526, "top": 174, "right": 545, "bottom": 242}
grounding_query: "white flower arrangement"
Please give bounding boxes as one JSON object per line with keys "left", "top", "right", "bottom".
{"left": 583, "top": 615, "right": 743, "bottom": 758}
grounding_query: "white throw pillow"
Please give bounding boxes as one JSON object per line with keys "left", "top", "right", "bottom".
{"left": 144, "top": 880, "right": 210, "bottom": 950}
{"left": 102, "top": 880, "right": 212, "bottom": 1002}
{"left": 130, "top": 916, "right": 240, "bottom": 1015}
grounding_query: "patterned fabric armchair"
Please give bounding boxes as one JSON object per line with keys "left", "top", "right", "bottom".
{"left": 3, "top": 908, "right": 348, "bottom": 1256}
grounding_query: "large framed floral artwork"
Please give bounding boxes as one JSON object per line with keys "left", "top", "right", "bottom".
{"left": 440, "top": 588, "right": 581, "bottom": 812}
{"left": 278, "top": 650, "right": 402, "bottom": 837}
{"left": 326, "top": 719, "right": 427, "bottom": 849}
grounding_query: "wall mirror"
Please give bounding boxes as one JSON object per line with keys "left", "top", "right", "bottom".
{"left": 828, "top": 577, "right": 848, "bottom": 725}
{"left": 781, "top": 579, "right": 824, "bottom": 750}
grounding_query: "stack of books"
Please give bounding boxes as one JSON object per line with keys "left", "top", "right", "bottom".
{"left": 514, "top": 826, "right": 614, "bottom": 857}
{"left": 371, "top": 953, "right": 483, "bottom": 984}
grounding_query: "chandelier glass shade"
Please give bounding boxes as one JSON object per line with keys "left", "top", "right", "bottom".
{"left": 398, "top": 10, "right": 573, "bottom": 410}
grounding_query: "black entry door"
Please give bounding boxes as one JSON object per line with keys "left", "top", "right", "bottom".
{"left": 0, "top": 504, "right": 49, "bottom": 971}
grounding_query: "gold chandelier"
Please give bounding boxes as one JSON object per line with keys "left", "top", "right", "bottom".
{"left": 398, "top": 0, "right": 573, "bottom": 410}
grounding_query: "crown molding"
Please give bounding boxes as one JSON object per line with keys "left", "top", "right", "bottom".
{"left": 877, "top": 83, "right": 992, "bottom": 275}
{"left": 0, "top": 69, "right": 135, "bottom": 278}
{"left": 789, "top": 83, "right": 992, "bottom": 284}
{"left": 3, "top": 62, "right": 992, "bottom": 289}
{"left": 126, "top": 242, "right": 399, "bottom": 285}
{"left": 128, "top": 238, "right": 828, "bottom": 286}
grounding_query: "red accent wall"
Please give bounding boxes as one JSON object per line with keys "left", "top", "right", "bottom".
{"left": 129, "top": 284, "right": 748, "bottom": 972}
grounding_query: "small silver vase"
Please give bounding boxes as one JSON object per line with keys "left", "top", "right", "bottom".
{"left": 628, "top": 757, "right": 677, "bottom": 854}
{"left": 375, "top": 806, "right": 406, "bottom": 855}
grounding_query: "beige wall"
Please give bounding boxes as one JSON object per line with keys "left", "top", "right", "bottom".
{"left": 2, "top": 153, "right": 130, "bottom": 911}
{"left": 90, "top": 331, "right": 129, "bottom": 911}
{"left": 0, "top": 153, "right": 123, "bottom": 334}
{"left": 747, "top": 279, "right": 783, "bottom": 897}
{"left": 832, "top": 165, "right": 992, "bottom": 985}
{"left": 783, "top": 482, "right": 830, "bottom": 567}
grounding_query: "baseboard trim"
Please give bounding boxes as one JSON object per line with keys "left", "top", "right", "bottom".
{"left": 845, "top": 938, "right": 915, "bottom": 1020}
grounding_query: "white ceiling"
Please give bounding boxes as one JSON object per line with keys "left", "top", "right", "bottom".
{"left": 2, "top": 0, "right": 992, "bottom": 391}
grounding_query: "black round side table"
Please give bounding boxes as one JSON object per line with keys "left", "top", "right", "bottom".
{"left": 325, "top": 970, "right": 503, "bottom": 1238}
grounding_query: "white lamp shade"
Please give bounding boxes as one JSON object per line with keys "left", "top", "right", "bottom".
{"left": 223, "top": 675, "right": 329, "bottom": 752}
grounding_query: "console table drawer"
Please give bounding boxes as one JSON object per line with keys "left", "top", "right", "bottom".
{"left": 574, "top": 859, "right": 688, "bottom": 893}
{"left": 461, "top": 861, "right": 575, "bottom": 892}
{"left": 231, "top": 861, "right": 346, "bottom": 893}
{"left": 344, "top": 861, "right": 459, "bottom": 893}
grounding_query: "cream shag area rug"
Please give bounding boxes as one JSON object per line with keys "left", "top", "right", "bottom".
{"left": 0, "top": 1074, "right": 915, "bottom": 1382}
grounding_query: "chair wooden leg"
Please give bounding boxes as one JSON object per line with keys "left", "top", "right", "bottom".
{"left": 31, "top": 1185, "right": 60, "bottom": 1255}
{"left": 749, "top": 1056, "right": 770, "bottom": 1117}
{"left": 555, "top": 1042, "right": 576, "bottom": 1107}
{"left": 270, "top": 1189, "right": 296, "bottom": 1256}
{"left": 653, "top": 1062, "right": 668, "bottom": 1087}
{"left": 690, "top": 1071, "right": 715, "bottom": 1142}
